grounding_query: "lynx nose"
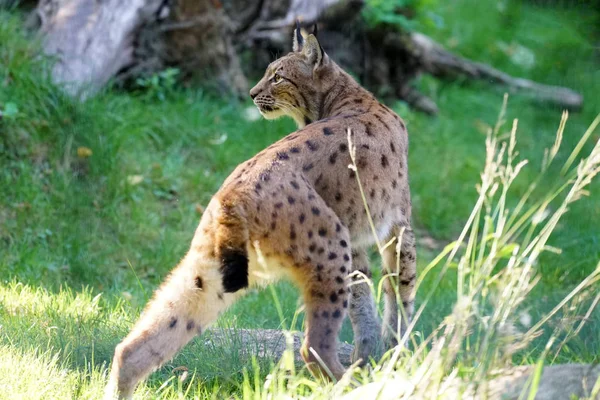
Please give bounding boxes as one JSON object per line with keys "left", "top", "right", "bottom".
{"left": 249, "top": 87, "right": 259, "bottom": 100}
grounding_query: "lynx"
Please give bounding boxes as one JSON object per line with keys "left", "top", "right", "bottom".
{"left": 105, "top": 24, "right": 416, "bottom": 399}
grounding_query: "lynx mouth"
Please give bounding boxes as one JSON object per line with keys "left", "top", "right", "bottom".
{"left": 257, "top": 104, "right": 279, "bottom": 113}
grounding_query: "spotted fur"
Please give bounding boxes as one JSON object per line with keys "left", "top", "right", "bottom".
{"left": 105, "top": 25, "right": 416, "bottom": 399}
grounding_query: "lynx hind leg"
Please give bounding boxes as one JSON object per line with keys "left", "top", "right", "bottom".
{"left": 288, "top": 208, "right": 352, "bottom": 381}
{"left": 105, "top": 251, "right": 243, "bottom": 400}
{"left": 381, "top": 225, "right": 416, "bottom": 348}
{"left": 348, "top": 249, "right": 382, "bottom": 365}
{"left": 298, "top": 251, "right": 350, "bottom": 380}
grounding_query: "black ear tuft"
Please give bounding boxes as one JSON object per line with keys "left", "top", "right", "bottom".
{"left": 293, "top": 19, "right": 304, "bottom": 52}
{"left": 313, "top": 23, "right": 318, "bottom": 37}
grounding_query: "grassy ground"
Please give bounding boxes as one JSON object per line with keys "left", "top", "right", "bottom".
{"left": 1, "top": 0, "right": 599, "bottom": 398}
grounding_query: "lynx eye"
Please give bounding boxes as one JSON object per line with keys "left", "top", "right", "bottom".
{"left": 271, "top": 74, "right": 283, "bottom": 84}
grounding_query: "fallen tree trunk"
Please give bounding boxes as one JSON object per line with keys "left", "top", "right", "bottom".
{"left": 28, "top": 0, "right": 583, "bottom": 113}
{"left": 32, "top": 0, "right": 248, "bottom": 97}
{"left": 406, "top": 32, "right": 584, "bottom": 112}
{"left": 33, "top": 0, "right": 165, "bottom": 97}
{"left": 205, "top": 328, "right": 600, "bottom": 400}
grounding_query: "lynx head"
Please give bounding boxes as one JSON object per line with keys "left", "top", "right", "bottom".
{"left": 249, "top": 23, "right": 333, "bottom": 128}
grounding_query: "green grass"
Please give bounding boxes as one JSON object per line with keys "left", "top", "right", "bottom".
{"left": 1, "top": 0, "right": 599, "bottom": 398}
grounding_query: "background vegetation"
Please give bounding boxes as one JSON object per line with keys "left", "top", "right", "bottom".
{"left": 1, "top": 0, "right": 599, "bottom": 398}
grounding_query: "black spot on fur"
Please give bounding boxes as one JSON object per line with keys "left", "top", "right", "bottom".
{"left": 220, "top": 248, "right": 249, "bottom": 293}
{"left": 318, "top": 228, "right": 327, "bottom": 237}
{"left": 335, "top": 192, "right": 342, "bottom": 202}
{"left": 339, "top": 143, "right": 348, "bottom": 152}
{"left": 311, "top": 207, "right": 320, "bottom": 216}
{"left": 361, "top": 144, "right": 370, "bottom": 150}
{"left": 390, "top": 142, "right": 396, "bottom": 153}
{"left": 392, "top": 180, "right": 398, "bottom": 189}
{"left": 187, "top": 320, "right": 195, "bottom": 330}
{"left": 275, "top": 202, "right": 283, "bottom": 209}
{"left": 328, "top": 252, "right": 338, "bottom": 260}
{"left": 287, "top": 196, "right": 296, "bottom": 204}
{"left": 340, "top": 266, "right": 346, "bottom": 273}
{"left": 336, "top": 223, "right": 341, "bottom": 232}
{"left": 308, "top": 230, "right": 314, "bottom": 238}
{"left": 401, "top": 275, "right": 416, "bottom": 286}
{"left": 309, "top": 243, "right": 317, "bottom": 253}
{"left": 195, "top": 276, "right": 203, "bottom": 289}
{"left": 169, "top": 318, "right": 178, "bottom": 328}
{"left": 340, "top": 240, "right": 347, "bottom": 247}
{"left": 306, "top": 140, "right": 319, "bottom": 151}
{"left": 343, "top": 300, "right": 348, "bottom": 308}
{"left": 290, "top": 180, "right": 300, "bottom": 190}
{"left": 381, "top": 154, "right": 389, "bottom": 168}
{"left": 316, "top": 263, "right": 324, "bottom": 271}
{"left": 299, "top": 213, "right": 306, "bottom": 224}
{"left": 335, "top": 276, "right": 344, "bottom": 284}
{"left": 330, "top": 292, "right": 338, "bottom": 303}
{"left": 277, "top": 151, "right": 289, "bottom": 160}
{"left": 217, "top": 292, "right": 224, "bottom": 300}
{"left": 303, "top": 163, "right": 314, "bottom": 171}
{"left": 329, "top": 152, "right": 338, "bottom": 164}
{"left": 290, "top": 146, "right": 301, "bottom": 153}
{"left": 322, "top": 311, "right": 330, "bottom": 318}
{"left": 332, "top": 309, "right": 342, "bottom": 318}
{"left": 323, "top": 127, "right": 334, "bottom": 136}
{"left": 255, "top": 182, "right": 262, "bottom": 191}
{"left": 354, "top": 98, "right": 363, "bottom": 104}
{"left": 343, "top": 254, "right": 350, "bottom": 261}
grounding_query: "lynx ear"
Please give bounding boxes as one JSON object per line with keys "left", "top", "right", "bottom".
{"left": 303, "top": 34, "right": 325, "bottom": 69}
{"left": 293, "top": 20, "right": 304, "bottom": 52}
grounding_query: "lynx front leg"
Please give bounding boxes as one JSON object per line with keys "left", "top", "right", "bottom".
{"left": 104, "top": 251, "right": 243, "bottom": 400}
{"left": 381, "top": 225, "right": 416, "bottom": 348}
